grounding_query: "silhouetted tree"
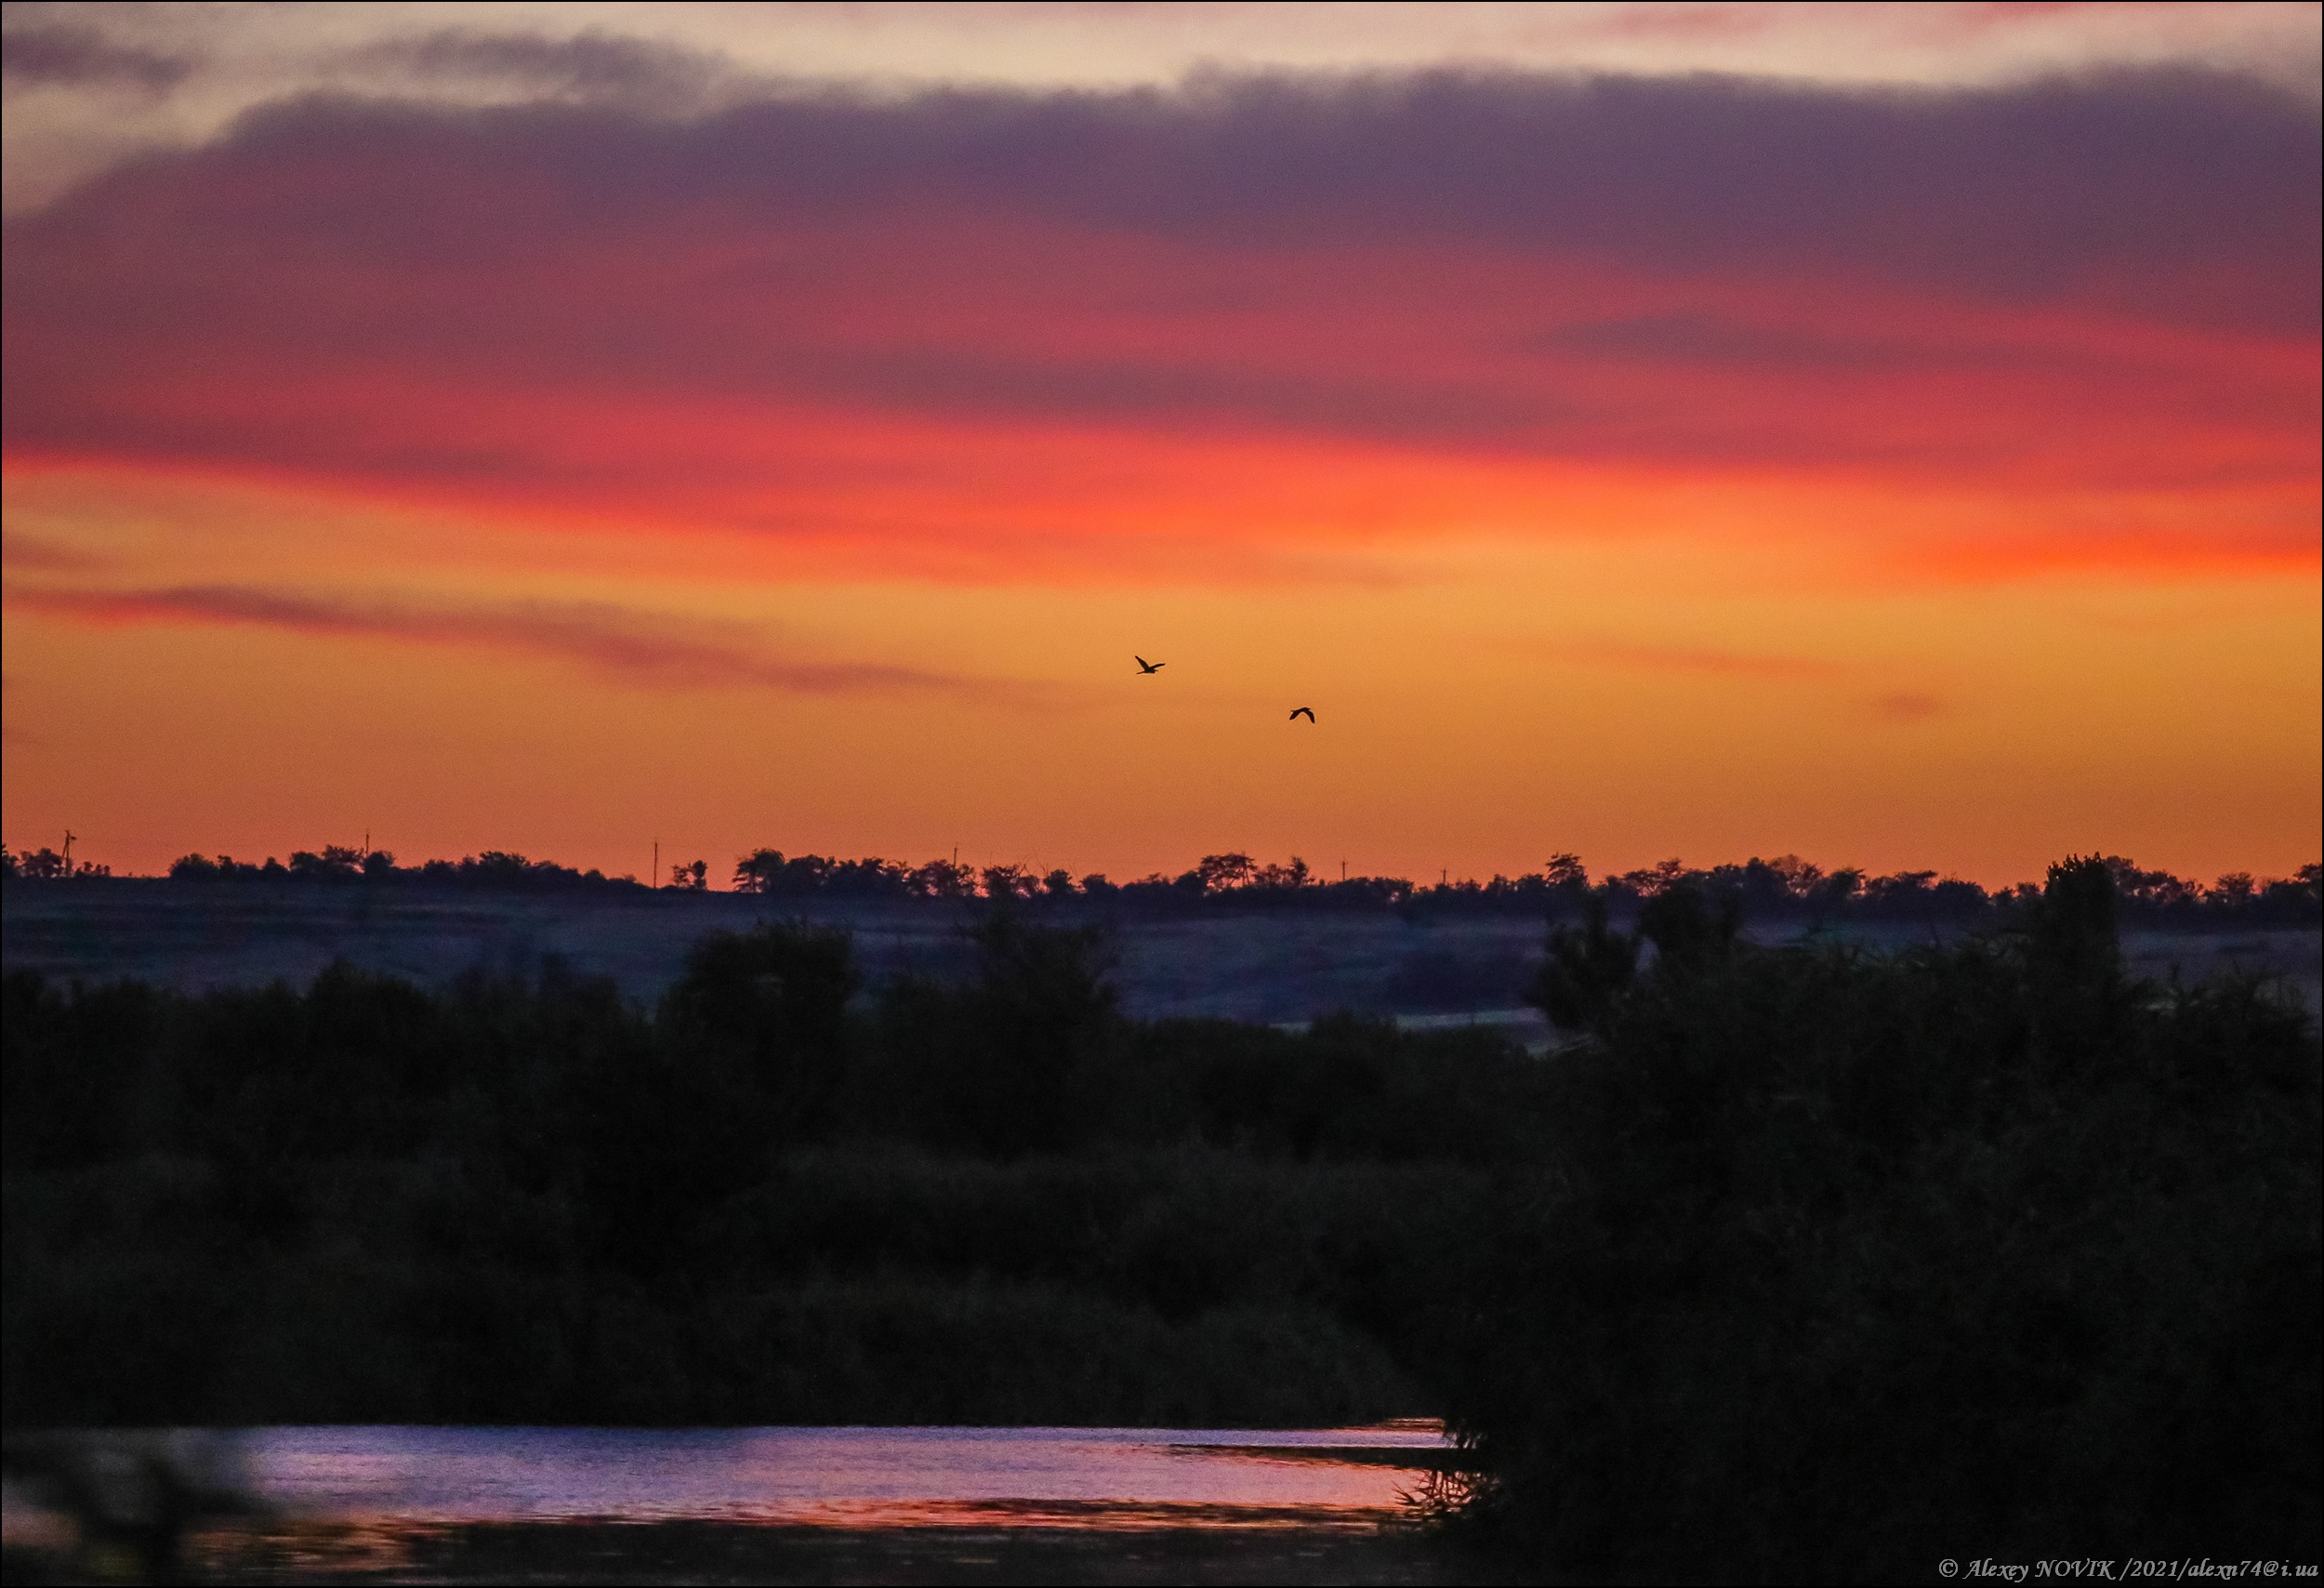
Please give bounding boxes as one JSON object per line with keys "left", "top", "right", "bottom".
{"left": 1532, "top": 894, "right": 1640, "bottom": 1033}
{"left": 1195, "top": 854, "right": 1256, "bottom": 893}
{"left": 980, "top": 864, "right": 1036, "bottom": 902}
{"left": 1253, "top": 857, "right": 1312, "bottom": 890}
{"left": 16, "top": 849, "right": 69, "bottom": 880}
{"left": 1635, "top": 881, "right": 1740, "bottom": 978}
{"left": 658, "top": 923, "right": 858, "bottom": 1141}
{"left": 878, "top": 913, "right": 1121, "bottom": 1157}
{"left": 287, "top": 847, "right": 363, "bottom": 881}
{"left": 908, "top": 858, "right": 976, "bottom": 899}
{"left": 2022, "top": 854, "right": 2129, "bottom": 1072}
{"left": 7, "top": 847, "right": 106, "bottom": 880}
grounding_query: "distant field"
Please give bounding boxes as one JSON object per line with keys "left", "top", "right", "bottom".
{"left": 4, "top": 882, "right": 2317, "bottom": 1032}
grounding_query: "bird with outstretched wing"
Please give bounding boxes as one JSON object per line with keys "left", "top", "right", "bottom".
{"left": 1289, "top": 707, "right": 1315, "bottom": 722}
{"left": 1135, "top": 655, "right": 1165, "bottom": 674}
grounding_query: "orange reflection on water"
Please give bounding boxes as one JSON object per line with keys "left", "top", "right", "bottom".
{"left": 231, "top": 1423, "right": 1458, "bottom": 1529}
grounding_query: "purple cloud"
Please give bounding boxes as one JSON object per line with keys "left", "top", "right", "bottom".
{"left": 0, "top": 21, "right": 194, "bottom": 92}
{"left": 4, "top": 581, "right": 1047, "bottom": 702}
{"left": 3, "top": 65, "right": 2313, "bottom": 546}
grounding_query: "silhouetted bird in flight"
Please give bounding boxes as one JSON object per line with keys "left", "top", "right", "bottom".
{"left": 1289, "top": 707, "right": 1315, "bottom": 722}
{"left": 1135, "top": 655, "right": 1166, "bottom": 674}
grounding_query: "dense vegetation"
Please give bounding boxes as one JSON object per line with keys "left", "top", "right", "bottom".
{"left": 2, "top": 914, "right": 1521, "bottom": 1427}
{"left": 1444, "top": 863, "right": 2321, "bottom": 1577}
{"left": 3, "top": 859, "right": 2316, "bottom": 1575}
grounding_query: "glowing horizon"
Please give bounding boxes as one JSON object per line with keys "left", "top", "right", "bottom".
{"left": 4, "top": 5, "right": 2317, "bottom": 889}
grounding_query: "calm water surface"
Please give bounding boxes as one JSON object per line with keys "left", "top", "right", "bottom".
{"left": 238, "top": 1423, "right": 1454, "bottom": 1530}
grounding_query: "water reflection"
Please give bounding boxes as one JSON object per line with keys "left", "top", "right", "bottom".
{"left": 7, "top": 1427, "right": 1469, "bottom": 1583}
{"left": 238, "top": 1422, "right": 1454, "bottom": 1530}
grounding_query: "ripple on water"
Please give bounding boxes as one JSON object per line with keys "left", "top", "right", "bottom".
{"left": 235, "top": 1423, "right": 1460, "bottom": 1528}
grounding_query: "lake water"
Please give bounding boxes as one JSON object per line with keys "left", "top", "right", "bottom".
{"left": 233, "top": 1422, "right": 1455, "bottom": 1530}
{"left": 3, "top": 1423, "right": 1473, "bottom": 1583}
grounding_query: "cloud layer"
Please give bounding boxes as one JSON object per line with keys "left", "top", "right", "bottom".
{"left": 5, "top": 66, "right": 2315, "bottom": 583}
{"left": 7, "top": 6, "right": 2315, "bottom": 199}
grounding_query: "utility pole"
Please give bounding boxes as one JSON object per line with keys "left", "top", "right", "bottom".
{"left": 653, "top": 840, "right": 659, "bottom": 889}
{"left": 61, "top": 830, "right": 74, "bottom": 871}
{"left": 1340, "top": 859, "right": 1347, "bottom": 881}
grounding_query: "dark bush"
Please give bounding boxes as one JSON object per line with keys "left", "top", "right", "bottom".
{"left": 1444, "top": 858, "right": 2322, "bottom": 1578}
{"left": 864, "top": 912, "right": 1120, "bottom": 1157}
{"left": 658, "top": 922, "right": 858, "bottom": 1140}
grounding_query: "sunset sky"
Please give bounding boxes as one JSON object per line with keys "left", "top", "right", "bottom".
{"left": 4, "top": 1, "right": 2317, "bottom": 887}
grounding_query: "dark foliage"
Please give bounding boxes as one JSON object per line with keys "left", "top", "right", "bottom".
{"left": 21, "top": 837, "right": 2319, "bottom": 932}
{"left": 148, "top": 847, "right": 642, "bottom": 892}
{"left": 2, "top": 847, "right": 109, "bottom": 881}
{"left": 933, "top": 911, "right": 1119, "bottom": 1157}
{"left": 1445, "top": 857, "right": 2322, "bottom": 1578}
{"left": 1532, "top": 893, "right": 1638, "bottom": 1032}
{"left": 4, "top": 918, "right": 1518, "bottom": 1428}
{"left": 5, "top": 862, "right": 2316, "bottom": 1577}
{"left": 657, "top": 922, "right": 858, "bottom": 1142}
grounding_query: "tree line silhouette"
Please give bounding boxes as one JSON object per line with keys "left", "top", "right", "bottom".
{"left": 3, "top": 848, "right": 110, "bottom": 882}
{"left": 3, "top": 858, "right": 2315, "bottom": 1573}
{"left": 732, "top": 846, "right": 2321, "bottom": 927}
{"left": 152, "top": 847, "right": 640, "bottom": 892}
{"left": 9, "top": 840, "right": 2318, "bottom": 927}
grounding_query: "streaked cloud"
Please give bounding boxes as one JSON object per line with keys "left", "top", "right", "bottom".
{"left": 3, "top": 580, "right": 1043, "bottom": 702}
{"left": 5, "top": 69, "right": 2312, "bottom": 585}
{"left": 0, "top": 530, "right": 99, "bottom": 571}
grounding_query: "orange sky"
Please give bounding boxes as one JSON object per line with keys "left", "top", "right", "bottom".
{"left": 4, "top": 6, "right": 2317, "bottom": 888}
